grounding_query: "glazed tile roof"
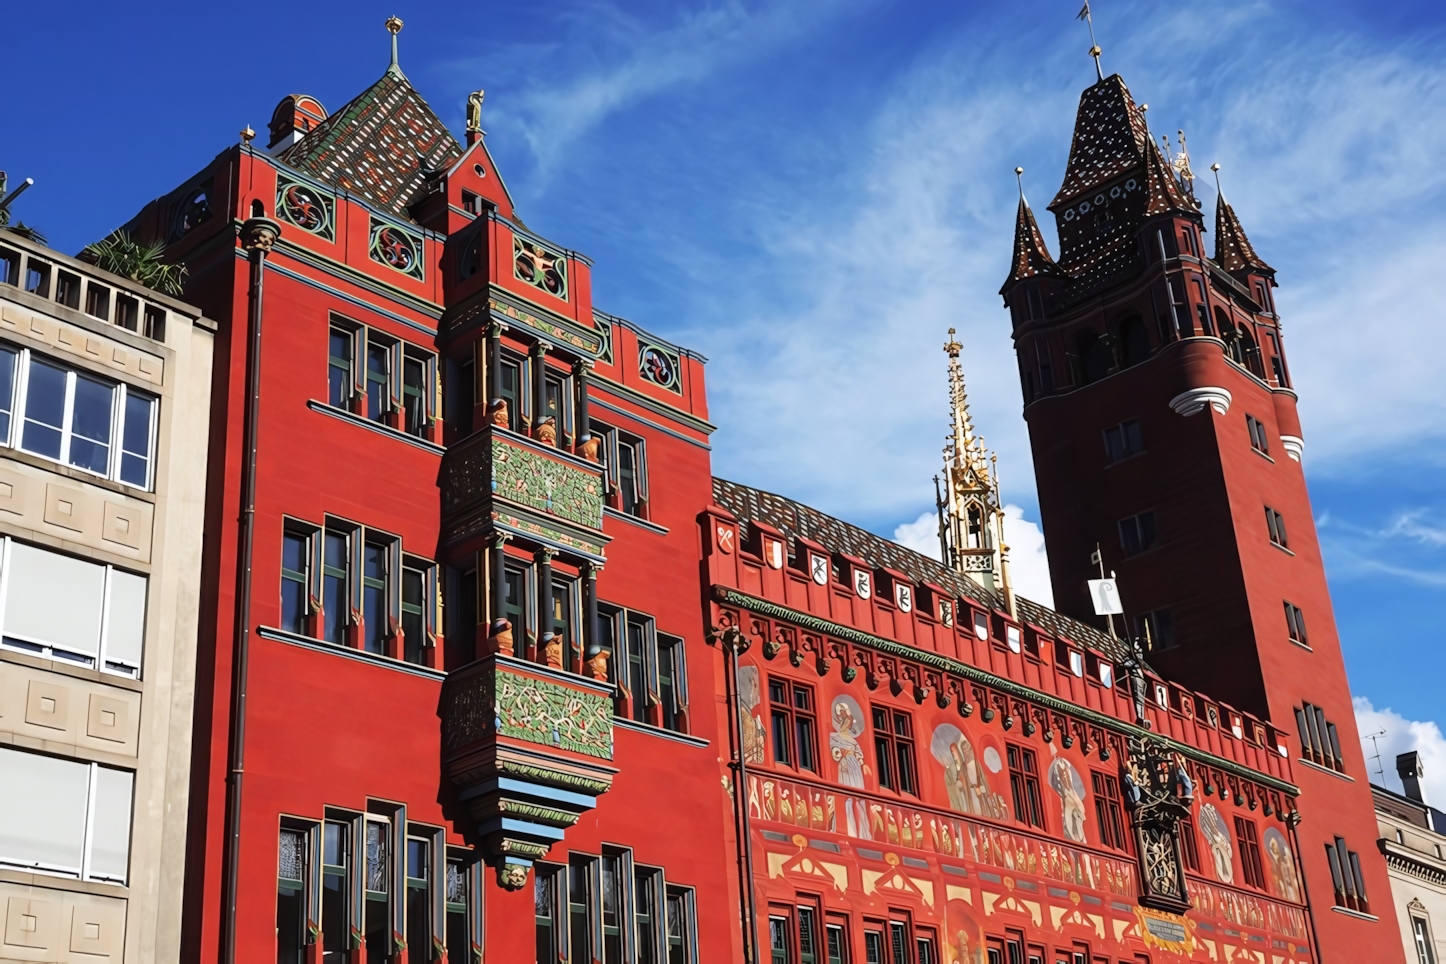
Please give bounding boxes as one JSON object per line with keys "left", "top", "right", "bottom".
{"left": 1214, "top": 194, "right": 1273, "bottom": 275}
{"left": 278, "top": 65, "right": 462, "bottom": 219}
{"left": 1000, "top": 197, "right": 1063, "bottom": 292}
{"left": 1049, "top": 74, "right": 1151, "bottom": 209}
{"left": 711, "top": 478, "right": 1130, "bottom": 662}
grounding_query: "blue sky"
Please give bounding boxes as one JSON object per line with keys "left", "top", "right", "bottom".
{"left": 4, "top": 0, "right": 1445, "bottom": 793}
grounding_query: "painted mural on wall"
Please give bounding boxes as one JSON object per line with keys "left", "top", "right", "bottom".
{"left": 1198, "top": 803, "right": 1234, "bottom": 884}
{"left": 737, "top": 665, "right": 766, "bottom": 764}
{"left": 929, "top": 724, "right": 1008, "bottom": 819}
{"left": 1262, "top": 827, "right": 1300, "bottom": 902}
{"left": 830, "top": 695, "right": 867, "bottom": 789}
{"left": 1189, "top": 879, "right": 1309, "bottom": 940}
{"left": 1046, "top": 754, "right": 1088, "bottom": 844}
{"left": 943, "top": 898, "right": 985, "bottom": 964}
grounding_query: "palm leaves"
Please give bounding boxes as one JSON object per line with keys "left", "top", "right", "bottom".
{"left": 82, "top": 231, "right": 187, "bottom": 297}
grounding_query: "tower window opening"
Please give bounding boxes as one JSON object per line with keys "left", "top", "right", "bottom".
{"left": 1117, "top": 511, "right": 1158, "bottom": 556}
{"left": 1080, "top": 334, "right": 1112, "bottom": 384}
{"left": 1168, "top": 277, "right": 1191, "bottom": 336}
{"left": 1119, "top": 317, "right": 1149, "bottom": 366}
{"left": 966, "top": 503, "right": 986, "bottom": 549}
{"left": 1246, "top": 415, "right": 1270, "bottom": 455}
{"left": 1284, "top": 601, "right": 1308, "bottom": 647}
{"left": 1265, "top": 507, "right": 1288, "bottom": 550}
{"left": 1103, "top": 420, "right": 1144, "bottom": 463}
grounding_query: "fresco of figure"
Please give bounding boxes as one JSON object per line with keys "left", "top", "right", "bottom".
{"left": 1199, "top": 804, "right": 1235, "bottom": 884}
{"left": 931, "top": 723, "right": 1007, "bottom": 819}
{"left": 830, "top": 695, "right": 867, "bottom": 788}
{"left": 736, "top": 665, "right": 767, "bottom": 764}
{"left": 1047, "top": 756, "right": 1089, "bottom": 844}
{"left": 1263, "top": 828, "right": 1300, "bottom": 901}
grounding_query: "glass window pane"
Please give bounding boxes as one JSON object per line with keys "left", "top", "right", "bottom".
{"left": 5, "top": 542, "right": 106, "bottom": 659}
{"left": 89, "top": 766, "right": 133, "bottom": 882}
{"left": 119, "top": 391, "right": 153, "bottom": 486}
{"left": 68, "top": 374, "right": 114, "bottom": 474}
{"left": 104, "top": 569, "right": 147, "bottom": 670}
{"left": 21, "top": 359, "right": 67, "bottom": 459}
{"left": 0, "top": 346, "right": 17, "bottom": 441}
{"left": 0, "top": 748, "right": 90, "bottom": 873}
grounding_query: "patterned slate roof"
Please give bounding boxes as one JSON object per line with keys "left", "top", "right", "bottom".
{"left": 1000, "top": 197, "right": 1063, "bottom": 292}
{"left": 278, "top": 66, "right": 463, "bottom": 219}
{"left": 711, "top": 477, "right": 1130, "bottom": 662}
{"left": 1049, "top": 74, "right": 1151, "bottom": 209}
{"left": 1214, "top": 194, "right": 1273, "bottom": 275}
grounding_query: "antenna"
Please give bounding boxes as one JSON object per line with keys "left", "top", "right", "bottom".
{"left": 1077, "top": 2, "right": 1104, "bottom": 81}
{"left": 1014, "top": 166, "right": 1026, "bottom": 202}
{"left": 1362, "top": 729, "right": 1387, "bottom": 784}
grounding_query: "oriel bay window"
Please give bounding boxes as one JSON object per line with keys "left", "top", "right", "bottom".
{"left": 0, "top": 342, "right": 157, "bottom": 488}
{"left": 277, "top": 519, "right": 437, "bottom": 666}
{"left": 599, "top": 604, "right": 689, "bottom": 733}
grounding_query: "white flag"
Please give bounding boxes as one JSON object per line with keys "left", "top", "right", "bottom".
{"left": 1088, "top": 578, "right": 1123, "bottom": 615}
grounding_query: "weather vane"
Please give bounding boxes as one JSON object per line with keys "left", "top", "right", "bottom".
{"left": 1077, "top": 2, "right": 1103, "bottom": 81}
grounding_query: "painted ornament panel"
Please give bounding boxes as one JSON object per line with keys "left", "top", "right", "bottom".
{"left": 369, "top": 217, "right": 424, "bottom": 280}
{"left": 638, "top": 342, "right": 682, "bottom": 393}
{"left": 276, "top": 176, "right": 335, "bottom": 241}
{"left": 514, "top": 236, "right": 568, "bottom": 299}
{"left": 1046, "top": 755, "right": 1089, "bottom": 843}
{"left": 491, "top": 436, "right": 604, "bottom": 530}
{"left": 930, "top": 723, "right": 1008, "bottom": 820}
{"left": 1198, "top": 803, "right": 1234, "bottom": 884}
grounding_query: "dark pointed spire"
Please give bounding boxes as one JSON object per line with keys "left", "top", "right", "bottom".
{"left": 1049, "top": 74, "right": 1151, "bottom": 209}
{"left": 1003, "top": 170, "right": 1063, "bottom": 292}
{"left": 1212, "top": 167, "right": 1272, "bottom": 274}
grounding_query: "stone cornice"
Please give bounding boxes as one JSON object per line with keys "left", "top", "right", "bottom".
{"left": 713, "top": 585, "right": 1297, "bottom": 797}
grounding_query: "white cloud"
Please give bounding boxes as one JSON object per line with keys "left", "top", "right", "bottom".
{"left": 1353, "top": 696, "right": 1446, "bottom": 805}
{"left": 891, "top": 504, "right": 1054, "bottom": 608}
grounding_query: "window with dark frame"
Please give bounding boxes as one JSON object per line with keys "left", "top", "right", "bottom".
{"left": 664, "top": 884, "right": 693, "bottom": 964}
{"left": 770, "top": 911, "right": 795, "bottom": 964}
{"left": 865, "top": 928, "right": 886, "bottom": 964}
{"left": 1179, "top": 814, "right": 1201, "bottom": 873}
{"left": 1091, "top": 771, "right": 1129, "bottom": 852}
{"left": 1235, "top": 816, "right": 1266, "bottom": 890}
{"left": 771, "top": 678, "right": 819, "bottom": 772}
{"left": 1413, "top": 917, "right": 1436, "bottom": 964}
{"left": 1326, "top": 836, "right": 1369, "bottom": 914}
{"left": 1117, "top": 511, "right": 1158, "bottom": 557}
{"left": 598, "top": 603, "right": 688, "bottom": 733}
{"left": 1246, "top": 414, "right": 1270, "bottom": 455}
{"left": 362, "top": 818, "right": 390, "bottom": 963}
{"left": 1103, "top": 420, "right": 1144, "bottom": 463}
{"left": 1008, "top": 744, "right": 1046, "bottom": 830}
{"left": 326, "top": 320, "right": 436, "bottom": 436}
{"left": 535, "top": 864, "right": 562, "bottom": 964}
{"left": 591, "top": 420, "right": 647, "bottom": 518}
{"left": 277, "top": 826, "right": 308, "bottom": 964}
{"left": 405, "top": 835, "right": 432, "bottom": 956}
{"left": 321, "top": 820, "right": 349, "bottom": 963}
{"left": 1136, "top": 609, "right": 1175, "bottom": 651}
{"left": 872, "top": 706, "right": 918, "bottom": 795}
{"left": 1266, "top": 507, "right": 1288, "bottom": 549}
{"left": 498, "top": 353, "right": 523, "bottom": 433}
{"left": 889, "top": 921, "right": 909, "bottom": 964}
{"left": 1295, "top": 702, "right": 1345, "bottom": 772}
{"left": 365, "top": 338, "right": 390, "bottom": 424}
{"left": 1284, "top": 602, "right": 1308, "bottom": 646}
{"left": 328, "top": 326, "right": 354, "bottom": 409}
{"left": 281, "top": 527, "right": 311, "bottom": 634}
{"left": 537, "top": 851, "right": 694, "bottom": 964}
{"left": 825, "top": 918, "right": 849, "bottom": 964}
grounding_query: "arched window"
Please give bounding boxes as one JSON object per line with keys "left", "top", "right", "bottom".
{"left": 1080, "top": 334, "right": 1113, "bottom": 384}
{"left": 1119, "top": 317, "right": 1150, "bottom": 367}
{"left": 965, "top": 503, "right": 987, "bottom": 549}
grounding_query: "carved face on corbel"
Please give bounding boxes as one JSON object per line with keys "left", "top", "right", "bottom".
{"left": 497, "top": 861, "right": 530, "bottom": 890}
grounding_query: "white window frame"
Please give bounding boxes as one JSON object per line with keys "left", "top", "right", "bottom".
{"left": 0, "top": 342, "right": 158, "bottom": 490}
{"left": 0, "top": 535, "right": 146, "bottom": 678}
{"left": 0, "top": 749, "right": 133, "bottom": 885}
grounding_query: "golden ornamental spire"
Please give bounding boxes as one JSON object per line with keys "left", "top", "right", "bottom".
{"left": 938, "top": 330, "right": 1015, "bottom": 613}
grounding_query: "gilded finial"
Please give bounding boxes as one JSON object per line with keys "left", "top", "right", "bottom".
{"left": 240, "top": 125, "right": 255, "bottom": 146}
{"left": 386, "top": 16, "right": 404, "bottom": 68}
{"left": 466, "top": 90, "right": 486, "bottom": 134}
{"left": 944, "top": 327, "right": 962, "bottom": 358}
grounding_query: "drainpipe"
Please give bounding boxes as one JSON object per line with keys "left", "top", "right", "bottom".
{"left": 221, "top": 214, "right": 281, "bottom": 964}
{"left": 1286, "top": 805, "right": 1326, "bottom": 964}
{"left": 721, "top": 626, "right": 761, "bottom": 964}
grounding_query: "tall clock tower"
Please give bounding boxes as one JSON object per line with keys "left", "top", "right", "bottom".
{"left": 1001, "top": 70, "right": 1403, "bottom": 962}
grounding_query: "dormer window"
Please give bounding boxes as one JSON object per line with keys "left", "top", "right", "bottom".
{"left": 461, "top": 191, "right": 483, "bottom": 216}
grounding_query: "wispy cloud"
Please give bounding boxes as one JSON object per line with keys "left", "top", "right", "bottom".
{"left": 469, "top": 0, "right": 872, "bottom": 181}
{"left": 1319, "top": 507, "right": 1446, "bottom": 587}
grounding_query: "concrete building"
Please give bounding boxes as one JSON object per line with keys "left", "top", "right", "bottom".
{"left": 1376, "top": 753, "right": 1446, "bottom": 964}
{"left": 0, "top": 231, "right": 214, "bottom": 962}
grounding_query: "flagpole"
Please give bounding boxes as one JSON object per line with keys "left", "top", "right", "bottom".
{"left": 1078, "top": 1, "right": 1104, "bottom": 81}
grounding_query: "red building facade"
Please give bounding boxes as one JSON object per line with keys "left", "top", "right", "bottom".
{"left": 104, "top": 26, "right": 1395, "bottom": 964}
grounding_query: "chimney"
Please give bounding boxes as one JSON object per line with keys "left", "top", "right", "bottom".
{"left": 1398, "top": 751, "right": 1428, "bottom": 804}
